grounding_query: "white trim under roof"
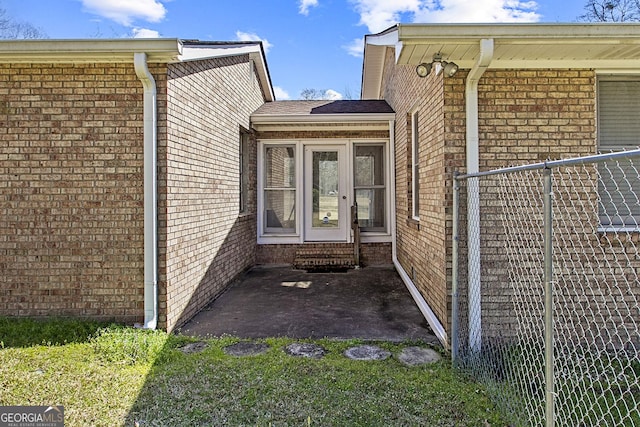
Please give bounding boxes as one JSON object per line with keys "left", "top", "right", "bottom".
{"left": 0, "top": 38, "right": 182, "bottom": 63}
{"left": 362, "top": 23, "right": 640, "bottom": 99}
{"left": 251, "top": 112, "right": 395, "bottom": 132}
{"left": 0, "top": 38, "right": 274, "bottom": 101}
{"left": 180, "top": 42, "right": 274, "bottom": 101}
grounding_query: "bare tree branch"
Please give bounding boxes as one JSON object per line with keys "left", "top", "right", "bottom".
{"left": 0, "top": 6, "right": 47, "bottom": 39}
{"left": 579, "top": 0, "right": 640, "bottom": 22}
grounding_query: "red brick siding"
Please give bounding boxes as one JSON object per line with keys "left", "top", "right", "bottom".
{"left": 0, "top": 62, "right": 160, "bottom": 322}
{"left": 381, "top": 41, "right": 599, "bottom": 340}
{"left": 161, "top": 55, "right": 264, "bottom": 331}
{"left": 381, "top": 47, "right": 450, "bottom": 330}
{"left": 256, "top": 242, "right": 392, "bottom": 266}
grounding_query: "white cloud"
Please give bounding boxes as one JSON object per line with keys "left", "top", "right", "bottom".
{"left": 352, "top": 0, "right": 421, "bottom": 33}
{"left": 414, "top": 0, "right": 540, "bottom": 23}
{"left": 299, "top": 0, "right": 319, "bottom": 15}
{"left": 80, "top": 0, "right": 167, "bottom": 27}
{"left": 324, "top": 89, "right": 343, "bottom": 100}
{"left": 132, "top": 28, "right": 161, "bottom": 38}
{"left": 274, "top": 86, "right": 291, "bottom": 100}
{"left": 343, "top": 37, "right": 365, "bottom": 58}
{"left": 352, "top": 0, "right": 540, "bottom": 33}
{"left": 235, "top": 31, "right": 273, "bottom": 53}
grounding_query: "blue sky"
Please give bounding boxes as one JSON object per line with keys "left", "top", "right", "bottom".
{"left": 3, "top": 0, "right": 589, "bottom": 100}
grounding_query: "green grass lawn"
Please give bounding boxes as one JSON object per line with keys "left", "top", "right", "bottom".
{"left": 0, "top": 318, "right": 508, "bottom": 426}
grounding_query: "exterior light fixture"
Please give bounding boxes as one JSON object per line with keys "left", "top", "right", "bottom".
{"left": 416, "top": 62, "right": 432, "bottom": 77}
{"left": 416, "top": 53, "right": 459, "bottom": 78}
{"left": 441, "top": 61, "right": 459, "bottom": 77}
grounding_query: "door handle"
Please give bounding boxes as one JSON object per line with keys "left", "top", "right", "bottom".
{"left": 342, "top": 196, "right": 347, "bottom": 200}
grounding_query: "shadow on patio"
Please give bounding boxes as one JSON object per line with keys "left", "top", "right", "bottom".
{"left": 176, "top": 265, "right": 439, "bottom": 344}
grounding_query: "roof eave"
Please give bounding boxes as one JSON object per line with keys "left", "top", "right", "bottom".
{"left": 171, "top": 42, "right": 274, "bottom": 101}
{"left": 0, "top": 38, "right": 182, "bottom": 63}
{"left": 252, "top": 112, "right": 396, "bottom": 125}
{"left": 362, "top": 23, "right": 640, "bottom": 98}
{"left": 397, "top": 22, "right": 640, "bottom": 41}
{"left": 362, "top": 27, "right": 400, "bottom": 100}
{"left": 0, "top": 38, "right": 275, "bottom": 102}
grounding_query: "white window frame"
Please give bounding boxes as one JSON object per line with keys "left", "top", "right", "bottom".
{"left": 353, "top": 143, "right": 387, "bottom": 233}
{"left": 257, "top": 139, "right": 392, "bottom": 244}
{"left": 596, "top": 74, "right": 640, "bottom": 231}
{"left": 239, "top": 129, "right": 250, "bottom": 214}
{"left": 257, "top": 141, "right": 302, "bottom": 244}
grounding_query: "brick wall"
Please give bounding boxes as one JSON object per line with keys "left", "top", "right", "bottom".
{"left": 256, "top": 242, "right": 392, "bottom": 266}
{"left": 161, "top": 55, "right": 264, "bottom": 331}
{"left": 0, "top": 62, "right": 161, "bottom": 322}
{"left": 471, "top": 70, "right": 597, "bottom": 339}
{"left": 381, "top": 47, "right": 451, "bottom": 330}
{"left": 380, "top": 42, "right": 599, "bottom": 340}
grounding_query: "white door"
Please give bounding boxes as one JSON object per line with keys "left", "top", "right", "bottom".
{"left": 304, "top": 145, "right": 348, "bottom": 241}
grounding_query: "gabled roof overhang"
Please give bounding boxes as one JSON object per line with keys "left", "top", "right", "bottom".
{"left": 363, "top": 23, "right": 640, "bottom": 99}
{"left": 251, "top": 100, "right": 395, "bottom": 132}
{"left": 251, "top": 112, "right": 395, "bottom": 132}
{"left": 0, "top": 38, "right": 274, "bottom": 101}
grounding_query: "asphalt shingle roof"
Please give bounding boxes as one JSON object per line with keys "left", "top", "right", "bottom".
{"left": 252, "top": 100, "right": 394, "bottom": 116}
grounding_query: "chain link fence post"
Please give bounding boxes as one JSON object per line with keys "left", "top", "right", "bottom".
{"left": 452, "top": 149, "right": 640, "bottom": 426}
{"left": 452, "top": 173, "right": 460, "bottom": 365}
{"left": 543, "top": 166, "right": 555, "bottom": 427}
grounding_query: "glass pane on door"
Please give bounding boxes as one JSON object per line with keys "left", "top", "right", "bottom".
{"left": 312, "top": 151, "right": 339, "bottom": 228}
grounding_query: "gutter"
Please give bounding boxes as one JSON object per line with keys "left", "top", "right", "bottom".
{"left": 134, "top": 52, "right": 158, "bottom": 330}
{"left": 388, "top": 119, "right": 449, "bottom": 348}
{"left": 464, "top": 39, "right": 494, "bottom": 352}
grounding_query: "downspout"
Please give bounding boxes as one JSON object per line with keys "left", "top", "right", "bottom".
{"left": 134, "top": 52, "right": 158, "bottom": 330}
{"left": 389, "top": 119, "right": 448, "bottom": 347}
{"left": 465, "top": 39, "right": 494, "bottom": 352}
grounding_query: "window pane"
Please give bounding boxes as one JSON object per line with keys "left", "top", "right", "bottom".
{"left": 355, "top": 145, "right": 384, "bottom": 187}
{"left": 265, "top": 189, "right": 296, "bottom": 232}
{"left": 355, "top": 188, "right": 385, "bottom": 230}
{"left": 265, "top": 146, "right": 295, "bottom": 188}
{"left": 598, "top": 78, "right": 640, "bottom": 227}
{"left": 239, "top": 132, "right": 250, "bottom": 213}
{"left": 598, "top": 80, "right": 640, "bottom": 148}
{"left": 598, "top": 157, "right": 640, "bottom": 227}
{"left": 312, "top": 151, "right": 339, "bottom": 228}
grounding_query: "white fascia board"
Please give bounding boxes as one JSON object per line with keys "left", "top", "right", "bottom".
{"left": 397, "top": 23, "right": 640, "bottom": 42}
{"left": 178, "top": 43, "right": 262, "bottom": 62}
{"left": 251, "top": 113, "right": 396, "bottom": 125}
{"left": 0, "top": 38, "right": 182, "bottom": 63}
{"left": 365, "top": 27, "right": 399, "bottom": 46}
{"left": 433, "top": 58, "right": 640, "bottom": 70}
{"left": 179, "top": 43, "right": 274, "bottom": 102}
{"left": 362, "top": 28, "right": 400, "bottom": 99}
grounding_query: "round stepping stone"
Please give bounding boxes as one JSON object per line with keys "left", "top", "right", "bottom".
{"left": 344, "top": 344, "right": 391, "bottom": 361}
{"left": 285, "top": 343, "right": 327, "bottom": 359}
{"left": 223, "top": 342, "right": 270, "bottom": 357}
{"left": 397, "top": 346, "right": 442, "bottom": 366}
{"left": 179, "top": 341, "right": 208, "bottom": 354}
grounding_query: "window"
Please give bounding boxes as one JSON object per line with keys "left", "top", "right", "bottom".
{"left": 354, "top": 144, "right": 386, "bottom": 231}
{"left": 264, "top": 145, "right": 296, "bottom": 233}
{"left": 411, "top": 110, "right": 420, "bottom": 220}
{"left": 239, "top": 130, "right": 250, "bottom": 213}
{"left": 597, "top": 77, "right": 640, "bottom": 228}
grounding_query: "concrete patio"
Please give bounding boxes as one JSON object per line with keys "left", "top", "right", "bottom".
{"left": 178, "top": 265, "right": 439, "bottom": 344}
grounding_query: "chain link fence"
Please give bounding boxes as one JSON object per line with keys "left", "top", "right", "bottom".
{"left": 453, "top": 149, "right": 640, "bottom": 426}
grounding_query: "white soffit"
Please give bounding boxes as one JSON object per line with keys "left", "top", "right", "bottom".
{"left": 0, "top": 39, "right": 274, "bottom": 101}
{"left": 0, "top": 38, "right": 182, "bottom": 63}
{"left": 396, "top": 23, "right": 640, "bottom": 69}
{"left": 180, "top": 42, "right": 274, "bottom": 101}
